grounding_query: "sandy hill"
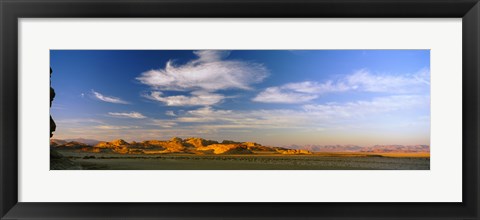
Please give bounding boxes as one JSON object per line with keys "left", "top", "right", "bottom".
{"left": 51, "top": 137, "right": 313, "bottom": 155}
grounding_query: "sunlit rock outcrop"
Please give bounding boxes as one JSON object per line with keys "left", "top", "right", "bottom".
{"left": 53, "top": 137, "right": 314, "bottom": 155}
{"left": 185, "top": 137, "right": 219, "bottom": 148}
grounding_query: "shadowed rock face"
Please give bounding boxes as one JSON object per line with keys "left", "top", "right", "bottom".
{"left": 50, "top": 68, "right": 56, "bottom": 137}
{"left": 50, "top": 68, "right": 82, "bottom": 170}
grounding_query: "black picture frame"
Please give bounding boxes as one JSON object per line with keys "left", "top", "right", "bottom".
{"left": 1, "top": 0, "right": 479, "bottom": 219}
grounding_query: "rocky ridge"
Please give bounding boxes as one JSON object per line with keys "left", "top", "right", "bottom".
{"left": 51, "top": 137, "right": 313, "bottom": 155}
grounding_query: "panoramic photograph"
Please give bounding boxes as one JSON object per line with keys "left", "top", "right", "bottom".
{"left": 50, "top": 50, "right": 430, "bottom": 170}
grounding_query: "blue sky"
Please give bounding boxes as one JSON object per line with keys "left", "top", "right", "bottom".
{"left": 50, "top": 50, "right": 430, "bottom": 146}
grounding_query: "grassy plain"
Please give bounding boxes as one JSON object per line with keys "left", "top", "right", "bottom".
{"left": 53, "top": 150, "right": 430, "bottom": 170}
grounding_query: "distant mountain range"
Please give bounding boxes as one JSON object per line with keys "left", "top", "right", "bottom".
{"left": 51, "top": 138, "right": 100, "bottom": 146}
{"left": 287, "top": 144, "right": 429, "bottom": 153}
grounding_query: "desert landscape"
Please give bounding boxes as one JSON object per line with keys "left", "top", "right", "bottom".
{"left": 50, "top": 137, "right": 430, "bottom": 170}
{"left": 50, "top": 50, "right": 431, "bottom": 170}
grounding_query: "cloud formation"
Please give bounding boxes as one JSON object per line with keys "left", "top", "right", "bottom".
{"left": 108, "top": 112, "right": 147, "bottom": 119}
{"left": 170, "top": 95, "right": 428, "bottom": 131}
{"left": 137, "top": 50, "right": 268, "bottom": 106}
{"left": 344, "top": 69, "right": 430, "bottom": 92}
{"left": 252, "top": 87, "right": 319, "bottom": 104}
{"left": 145, "top": 91, "right": 225, "bottom": 106}
{"left": 253, "top": 69, "right": 429, "bottom": 104}
{"left": 165, "top": 111, "right": 176, "bottom": 116}
{"left": 92, "top": 90, "right": 129, "bottom": 104}
{"left": 302, "top": 95, "right": 429, "bottom": 118}
{"left": 137, "top": 50, "right": 268, "bottom": 91}
{"left": 95, "top": 125, "right": 140, "bottom": 130}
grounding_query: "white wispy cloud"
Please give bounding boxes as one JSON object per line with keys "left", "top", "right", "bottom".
{"left": 302, "top": 95, "right": 429, "bottom": 118}
{"left": 172, "top": 95, "right": 428, "bottom": 131}
{"left": 253, "top": 69, "right": 429, "bottom": 104}
{"left": 108, "top": 112, "right": 147, "bottom": 119}
{"left": 136, "top": 50, "right": 269, "bottom": 92}
{"left": 91, "top": 90, "right": 129, "bottom": 104}
{"left": 150, "top": 119, "right": 178, "bottom": 128}
{"left": 55, "top": 118, "right": 106, "bottom": 127}
{"left": 176, "top": 107, "right": 234, "bottom": 123}
{"left": 344, "top": 69, "right": 430, "bottom": 93}
{"left": 137, "top": 50, "right": 268, "bottom": 106}
{"left": 193, "top": 50, "right": 231, "bottom": 63}
{"left": 252, "top": 87, "right": 319, "bottom": 104}
{"left": 282, "top": 80, "right": 351, "bottom": 94}
{"left": 165, "top": 111, "right": 176, "bottom": 116}
{"left": 94, "top": 125, "right": 141, "bottom": 130}
{"left": 145, "top": 91, "right": 225, "bottom": 106}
